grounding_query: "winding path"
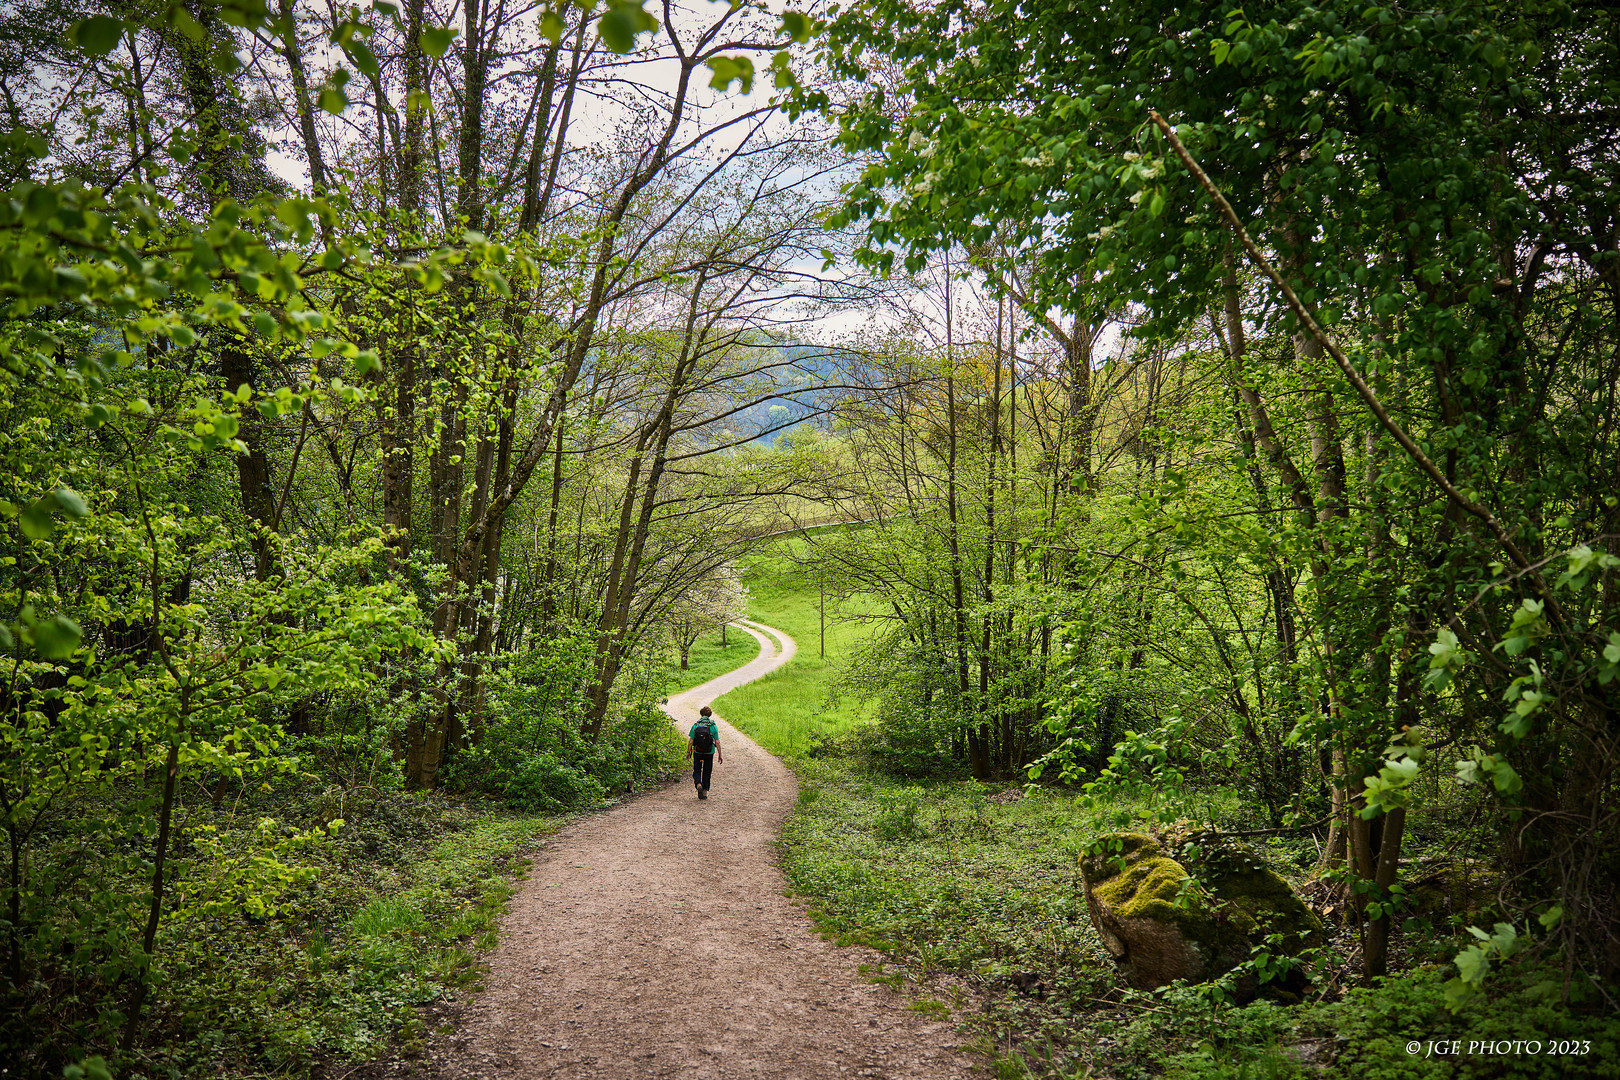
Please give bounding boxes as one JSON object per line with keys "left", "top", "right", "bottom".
{"left": 428, "top": 621, "right": 975, "bottom": 1079}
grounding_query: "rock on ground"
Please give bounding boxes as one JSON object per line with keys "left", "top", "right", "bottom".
{"left": 1079, "top": 832, "right": 1321, "bottom": 993}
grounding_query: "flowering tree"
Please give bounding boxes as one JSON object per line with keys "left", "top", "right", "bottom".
{"left": 664, "top": 564, "right": 750, "bottom": 670}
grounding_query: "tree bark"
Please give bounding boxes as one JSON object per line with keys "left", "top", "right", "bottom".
{"left": 121, "top": 735, "right": 181, "bottom": 1054}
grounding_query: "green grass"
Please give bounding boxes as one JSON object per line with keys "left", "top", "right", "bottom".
{"left": 712, "top": 536, "right": 881, "bottom": 758}
{"left": 778, "top": 767, "right": 1620, "bottom": 1080}
{"left": 664, "top": 625, "right": 762, "bottom": 695}
{"left": 781, "top": 766, "right": 1105, "bottom": 976}
{"left": 133, "top": 793, "right": 554, "bottom": 1076}
{"left": 780, "top": 765, "right": 1157, "bottom": 1076}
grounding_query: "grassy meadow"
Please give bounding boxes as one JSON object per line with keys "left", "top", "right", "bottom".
{"left": 710, "top": 534, "right": 882, "bottom": 757}
{"left": 664, "top": 623, "right": 763, "bottom": 696}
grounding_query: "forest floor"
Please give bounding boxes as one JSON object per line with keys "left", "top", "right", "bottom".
{"left": 419, "top": 620, "right": 979, "bottom": 1079}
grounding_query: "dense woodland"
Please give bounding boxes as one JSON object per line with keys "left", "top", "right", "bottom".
{"left": 0, "top": 0, "right": 1617, "bottom": 1075}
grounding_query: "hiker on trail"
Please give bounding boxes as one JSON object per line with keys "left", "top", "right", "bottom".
{"left": 687, "top": 706, "right": 723, "bottom": 800}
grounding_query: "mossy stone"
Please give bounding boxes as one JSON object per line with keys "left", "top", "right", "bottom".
{"left": 1195, "top": 845, "right": 1325, "bottom": 953}
{"left": 1404, "top": 858, "right": 1494, "bottom": 921}
{"left": 1080, "top": 833, "right": 1250, "bottom": 988}
{"left": 1080, "top": 832, "right": 1320, "bottom": 993}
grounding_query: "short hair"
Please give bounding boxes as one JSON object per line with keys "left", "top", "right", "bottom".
{"left": 699, "top": 706, "right": 712, "bottom": 716}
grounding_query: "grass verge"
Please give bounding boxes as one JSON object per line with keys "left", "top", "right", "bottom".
{"left": 713, "top": 539, "right": 879, "bottom": 758}
{"left": 108, "top": 789, "right": 557, "bottom": 1079}
{"left": 664, "top": 625, "right": 762, "bottom": 696}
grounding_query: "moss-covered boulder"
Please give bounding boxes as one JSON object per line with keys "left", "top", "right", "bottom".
{"left": 1079, "top": 833, "right": 1322, "bottom": 992}
{"left": 1192, "top": 842, "right": 1325, "bottom": 955}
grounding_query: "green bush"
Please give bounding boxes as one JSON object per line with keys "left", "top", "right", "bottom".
{"left": 494, "top": 752, "right": 609, "bottom": 811}
{"left": 823, "top": 718, "right": 968, "bottom": 778}
{"left": 441, "top": 633, "right": 682, "bottom": 810}
{"left": 1294, "top": 963, "right": 1620, "bottom": 1080}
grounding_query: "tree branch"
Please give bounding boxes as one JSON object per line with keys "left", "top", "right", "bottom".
{"left": 1149, "top": 111, "right": 1544, "bottom": 591}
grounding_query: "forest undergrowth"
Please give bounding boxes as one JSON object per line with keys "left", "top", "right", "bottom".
{"left": 21, "top": 789, "right": 548, "bottom": 1076}
{"left": 736, "top": 549, "right": 1620, "bottom": 1079}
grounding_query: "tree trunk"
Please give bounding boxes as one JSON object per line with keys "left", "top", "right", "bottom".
{"left": 583, "top": 274, "right": 708, "bottom": 736}
{"left": 121, "top": 736, "right": 181, "bottom": 1054}
{"left": 941, "top": 263, "right": 983, "bottom": 777}
{"left": 275, "top": 0, "right": 329, "bottom": 196}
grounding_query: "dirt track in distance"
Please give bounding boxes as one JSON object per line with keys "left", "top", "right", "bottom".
{"left": 428, "top": 620, "right": 978, "bottom": 1080}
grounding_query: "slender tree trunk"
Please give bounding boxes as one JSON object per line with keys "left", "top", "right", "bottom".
{"left": 174, "top": 2, "right": 281, "bottom": 582}
{"left": 1064, "top": 310, "right": 1093, "bottom": 497}
{"left": 121, "top": 734, "right": 181, "bottom": 1054}
{"left": 584, "top": 277, "right": 707, "bottom": 736}
{"left": 1286, "top": 249, "right": 1354, "bottom": 874}
{"left": 541, "top": 393, "right": 567, "bottom": 627}
{"left": 2, "top": 793, "right": 22, "bottom": 988}
{"left": 276, "top": 0, "right": 328, "bottom": 195}
{"left": 941, "top": 262, "right": 983, "bottom": 777}
{"left": 984, "top": 295, "right": 1004, "bottom": 770}
{"left": 400, "top": 0, "right": 428, "bottom": 214}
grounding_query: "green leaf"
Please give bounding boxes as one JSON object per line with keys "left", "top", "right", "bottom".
{"left": 780, "top": 10, "right": 816, "bottom": 42}
{"left": 70, "top": 16, "right": 125, "bottom": 57}
{"left": 539, "top": 8, "right": 567, "bottom": 43}
{"left": 166, "top": 4, "right": 206, "bottom": 41}
{"left": 63, "top": 1057, "right": 113, "bottom": 1080}
{"left": 707, "top": 55, "right": 755, "bottom": 94}
{"left": 353, "top": 350, "right": 382, "bottom": 376}
{"left": 771, "top": 49, "right": 798, "bottom": 90}
{"left": 1490, "top": 760, "right": 1522, "bottom": 796}
{"left": 20, "top": 501, "right": 53, "bottom": 540}
{"left": 421, "top": 25, "right": 457, "bottom": 58}
{"left": 348, "top": 41, "right": 380, "bottom": 77}
{"left": 318, "top": 85, "right": 349, "bottom": 114}
{"left": 53, "top": 488, "right": 89, "bottom": 519}
{"left": 1453, "top": 942, "right": 1488, "bottom": 982}
{"left": 34, "top": 615, "right": 82, "bottom": 659}
{"left": 599, "top": 0, "right": 657, "bottom": 53}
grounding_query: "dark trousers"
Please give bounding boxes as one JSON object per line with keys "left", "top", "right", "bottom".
{"left": 692, "top": 754, "right": 714, "bottom": 791}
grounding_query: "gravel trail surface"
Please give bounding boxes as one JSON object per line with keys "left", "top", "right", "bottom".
{"left": 430, "top": 621, "right": 976, "bottom": 1079}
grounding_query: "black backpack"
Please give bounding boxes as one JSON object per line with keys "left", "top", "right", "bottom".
{"left": 693, "top": 721, "right": 715, "bottom": 755}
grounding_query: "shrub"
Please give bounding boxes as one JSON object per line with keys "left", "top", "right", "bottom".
{"left": 487, "top": 752, "right": 608, "bottom": 812}
{"left": 442, "top": 636, "right": 683, "bottom": 810}
{"left": 872, "top": 784, "right": 928, "bottom": 840}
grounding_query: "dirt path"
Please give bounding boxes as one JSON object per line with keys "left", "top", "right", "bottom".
{"left": 429, "top": 621, "right": 976, "bottom": 1080}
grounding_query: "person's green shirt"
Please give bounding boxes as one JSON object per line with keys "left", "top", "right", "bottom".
{"left": 688, "top": 719, "right": 719, "bottom": 756}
